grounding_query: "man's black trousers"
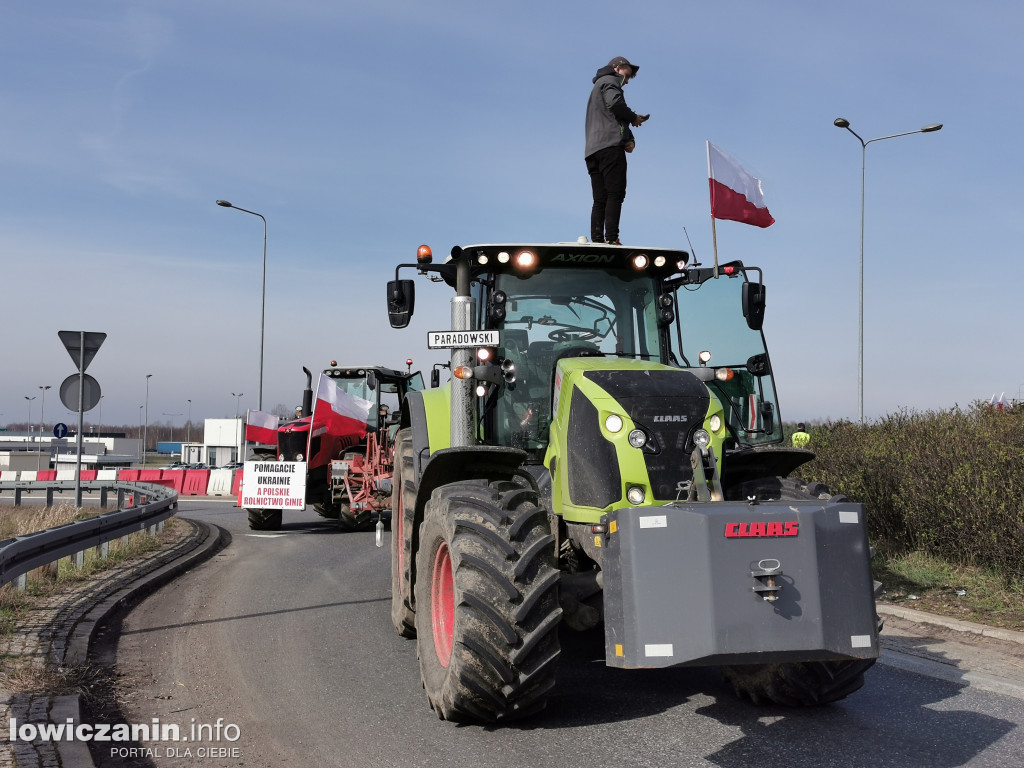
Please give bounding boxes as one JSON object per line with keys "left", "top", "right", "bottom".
{"left": 586, "top": 145, "right": 627, "bottom": 244}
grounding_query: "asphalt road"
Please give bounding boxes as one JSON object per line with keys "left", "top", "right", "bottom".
{"left": 95, "top": 500, "right": 1024, "bottom": 768}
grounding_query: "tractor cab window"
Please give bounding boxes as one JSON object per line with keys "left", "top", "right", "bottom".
{"left": 673, "top": 271, "right": 783, "bottom": 446}
{"left": 487, "top": 268, "right": 663, "bottom": 459}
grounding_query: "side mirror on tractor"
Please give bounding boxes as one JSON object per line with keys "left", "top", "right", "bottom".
{"left": 387, "top": 280, "right": 416, "bottom": 328}
{"left": 430, "top": 368, "right": 440, "bottom": 388}
{"left": 742, "top": 282, "right": 766, "bottom": 331}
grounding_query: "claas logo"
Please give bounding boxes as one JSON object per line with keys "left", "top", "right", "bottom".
{"left": 724, "top": 521, "right": 799, "bottom": 538}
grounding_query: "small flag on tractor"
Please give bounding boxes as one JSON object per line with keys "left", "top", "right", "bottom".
{"left": 707, "top": 141, "right": 775, "bottom": 228}
{"left": 245, "top": 410, "right": 280, "bottom": 445}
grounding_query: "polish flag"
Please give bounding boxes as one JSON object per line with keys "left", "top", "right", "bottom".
{"left": 707, "top": 142, "right": 775, "bottom": 228}
{"left": 245, "top": 410, "right": 279, "bottom": 444}
{"left": 309, "top": 373, "right": 372, "bottom": 447}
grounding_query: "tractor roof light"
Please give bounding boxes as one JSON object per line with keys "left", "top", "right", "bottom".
{"left": 497, "top": 251, "right": 511, "bottom": 264}
{"left": 477, "top": 253, "right": 489, "bottom": 265}
{"left": 515, "top": 250, "right": 537, "bottom": 269}
{"left": 453, "top": 366, "right": 474, "bottom": 380}
{"left": 698, "top": 350, "right": 712, "bottom": 366}
{"left": 654, "top": 255, "right": 666, "bottom": 267}
{"left": 416, "top": 244, "right": 433, "bottom": 264}
{"left": 632, "top": 253, "right": 649, "bottom": 270}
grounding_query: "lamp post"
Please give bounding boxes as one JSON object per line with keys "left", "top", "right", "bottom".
{"left": 163, "top": 413, "right": 183, "bottom": 442}
{"left": 232, "top": 392, "right": 244, "bottom": 419}
{"left": 833, "top": 117, "right": 943, "bottom": 423}
{"left": 217, "top": 200, "right": 267, "bottom": 411}
{"left": 187, "top": 399, "right": 192, "bottom": 443}
{"left": 97, "top": 395, "right": 104, "bottom": 439}
{"left": 138, "top": 405, "right": 144, "bottom": 463}
{"left": 143, "top": 374, "right": 153, "bottom": 467}
{"left": 38, "top": 385, "right": 51, "bottom": 470}
{"left": 24, "top": 396, "right": 35, "bottom": 450}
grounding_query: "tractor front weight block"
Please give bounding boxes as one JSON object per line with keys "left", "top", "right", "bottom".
{"left": 601, "top": 498, "right": 879, "bottom": 669}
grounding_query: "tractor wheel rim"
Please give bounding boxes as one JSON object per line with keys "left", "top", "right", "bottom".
{"left": 431, "top": 541, "right": 455, "bottom": 667}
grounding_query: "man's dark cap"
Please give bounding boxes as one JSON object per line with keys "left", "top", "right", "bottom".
{"left": 797, "top": 423, "right": 806, "bottom": 430}
{"left": 608, "top": 56, "right": 638, "bottom": 76}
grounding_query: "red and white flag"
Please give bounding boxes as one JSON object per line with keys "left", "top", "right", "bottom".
{"left": 245, "top": 410, "right": 279, "bottom": 445}
{"left": 707, "top": 141, "right": 775, "bottom": 228}
{"left": 309, "top": 373, "right": 372, "bottom": 446}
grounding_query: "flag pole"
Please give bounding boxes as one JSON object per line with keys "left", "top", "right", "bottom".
{"left": 706, "top": 141, "right": 720, "bottom": 277}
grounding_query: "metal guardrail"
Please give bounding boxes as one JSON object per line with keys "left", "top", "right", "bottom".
{"left": 0, "top": 480, "right": 178, "bottom": 587}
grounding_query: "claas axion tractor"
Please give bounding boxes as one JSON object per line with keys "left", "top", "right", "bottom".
{"left": 245, "top": 363, "right": 423, "bottom": 532}
{"left": 384, "top": 241, "right": 880, "bottom": 722}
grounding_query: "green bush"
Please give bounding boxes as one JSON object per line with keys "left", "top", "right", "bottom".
{"left": 791, "top": 404, "right": 1024, "bottom": 580}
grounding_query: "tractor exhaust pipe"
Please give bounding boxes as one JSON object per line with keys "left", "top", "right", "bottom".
{"left": 301, "top": 367, "right": 313, "bottom": 417}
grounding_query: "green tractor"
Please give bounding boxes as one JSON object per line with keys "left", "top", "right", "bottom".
{"left": 386, "top": 242, "right": 879, "bottom": 722}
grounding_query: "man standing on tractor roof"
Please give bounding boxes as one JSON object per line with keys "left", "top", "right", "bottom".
{"left": 585, "top": 56, "right": 649, "bottom": 245}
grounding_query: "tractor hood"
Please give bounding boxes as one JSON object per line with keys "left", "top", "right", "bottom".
{"left": 546, "top": 358, "right": 726, "bottom": 524}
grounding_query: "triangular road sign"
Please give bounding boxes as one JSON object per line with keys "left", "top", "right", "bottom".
{"left": 58, "top": 330, "right": 107, "bottom": 372}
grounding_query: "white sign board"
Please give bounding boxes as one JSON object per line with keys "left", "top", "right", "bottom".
{"left": 241, "top": 461, "right": 307, "bottom": 510}
{"left": 427, "top": 329, "right": 500, "bottom": 349}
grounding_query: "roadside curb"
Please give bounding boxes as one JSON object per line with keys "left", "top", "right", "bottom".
{"left": 877, "top": 603, "right": 1024, "bottom": 646}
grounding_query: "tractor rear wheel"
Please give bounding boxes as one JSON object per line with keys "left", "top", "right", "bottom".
{"left": 720, "top": 475, "right": 878, "bottom": 706}
{"left": 414, "top": 478, "right": 561, "bottom": 722}
{"left": 337, "top": 503, "right": 373, "bottom": 531}
{"left": 247, "top": 508, "right": 282, "bottom": 531}
{"left": 390, "top": 430, "right": 417, "bottom": 637}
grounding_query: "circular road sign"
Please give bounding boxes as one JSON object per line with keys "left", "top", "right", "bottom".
{"left": 59, "top": 373, "right": 102, "bottom": 412}
{"left": 54, "top": 423, "right": 69, "bottom": 439}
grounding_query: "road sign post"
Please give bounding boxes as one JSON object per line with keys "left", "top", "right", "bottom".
{"left": 58, "top": 331, "right": 106, "bottom": 507}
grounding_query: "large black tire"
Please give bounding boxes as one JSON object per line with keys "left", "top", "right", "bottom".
{"left": 247, "top": 508, "right": 282, "bottom": 531}
{"left": 414, "top": 479, "right": 561, "bottom": 722}
{"left": 720, "top": 475, "right": 877, "bottom": 706}
{"left": 390, "top": 430, "right": 417, "bottom": 637}
{"left": 313, "top": 501, "right": 340, "bottom": 520}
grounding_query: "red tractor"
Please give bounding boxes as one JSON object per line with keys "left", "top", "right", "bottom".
{"left": 245, "top": 363, "right": 424, "bottom": 531}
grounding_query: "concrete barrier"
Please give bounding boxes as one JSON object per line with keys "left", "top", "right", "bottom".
{"left": 57, "top": 469, "right": 76, "bottom": 481}
{"left": 160, "top": 470, "right": 186, "bottom": 493}
{"left": 38, "top": 471, "right": 57, "bottom": 481}
{"left": 97, "top": 470, "right": 118, "bottom": 481}
{"left": 118, "top": 469, "right": 140, "bottom": 482}
{"left": 21, "top": 471, "right": 38, "bottom": 482}
{"left": 0, "top": 471, "right": 18, "bottom": 482}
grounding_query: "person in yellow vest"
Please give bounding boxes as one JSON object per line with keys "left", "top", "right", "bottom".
{"left": 792, "top": 423, "right": 811, "bottom": 448}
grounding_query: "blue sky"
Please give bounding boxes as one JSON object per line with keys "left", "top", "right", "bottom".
{"left": 2, "top": 0, "right": 1021, "bottom": 431}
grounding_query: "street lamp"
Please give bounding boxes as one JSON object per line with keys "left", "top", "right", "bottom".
{"left": 187, "top": 399, "right": 192, "bottom": 443}
{"left": 833, "top": 117, "right": 942, "bottom": 422}
{"left": 232, "top": 392, "right": 244, "bottom": 419}
{"left": 138, "top": 405, "right": 144, "bottom": 462}
{"left": 143, "top": 374, "right": 153, "bottom": 467}
{"left": 38, "top": 385, "right": 51, "bottom": 470}
{"left": 217, "top": 200, "right": 267, "bottom": 411}
{"left": 24, "top": 396, "right": 36, "bottom": 449}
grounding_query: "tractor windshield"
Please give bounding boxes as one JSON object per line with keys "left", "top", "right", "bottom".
{"left": 488, "top": 268, "right": 663, "bottom": 457}
{"left": 673, "top": 271, "right": 784, "bottom": 446}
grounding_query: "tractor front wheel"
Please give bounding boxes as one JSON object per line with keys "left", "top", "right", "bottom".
{"left": 414, "top": 479, "right": 561, "bottom": 722}
{"left": 246, "top": 508, "right": 282, "bottom": 531}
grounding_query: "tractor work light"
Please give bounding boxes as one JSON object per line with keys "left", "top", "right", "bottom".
{"left": 628, "top": 429, "right": 647, "bottom": 448}
{"left": 654, "top": 255, "right": 666, "bottom": 267}
{"left": 477, "top": 253, "right": 489, "bottom": 265}
{"left": 632, "top": 254, "right": 649, "bottom": 270}
{"left": 709, "top": 414, "right": 722, "bottom": 433}
{"left": 497, "top": 251, "right": 511, "bottom": 264}
{"left": 475, "top": 384, "right": 488, "bottom": 397}
{"left": 500, "top": 358, "right": 516, "bottom": 382}
{"left": 454, "top": 366, "right": 474, "bottom": 380}
{"left": 476, "top": 347, "right": 493, "bottom": 362}
{"left": 698, "top": 350, "right": 712, "bottom": 366}
{"left": 693, "top": 429, "right": 711, "bottom": 449}
{"left": 605, "top": 414, "right": 623, "bottom": 433}
{"left": 515, "top": 250, "right": 537, "bottom": 269}
{"left": 416, "top": 244, "right": 433, "bottom": 264}
{"left": 627, "top": 486, "right": 646, "bottom": 505}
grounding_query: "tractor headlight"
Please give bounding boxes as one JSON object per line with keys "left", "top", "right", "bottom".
{"left": 628, "top": 429, "right": 647, "bottom": 448}
{"left": 709, "top": 415, "right": 722, "bottom": 433}
{"left": 627, "top": 486, "right": 646, "bottom": 505}
{"left": 295, "top": 453, "right": 304, "bottom": 461}
{"left": 605, "top": 414, "right": 623, "bottom": 433}
{"left": 693, "top": 429, "right": 711, "bottom": 449}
